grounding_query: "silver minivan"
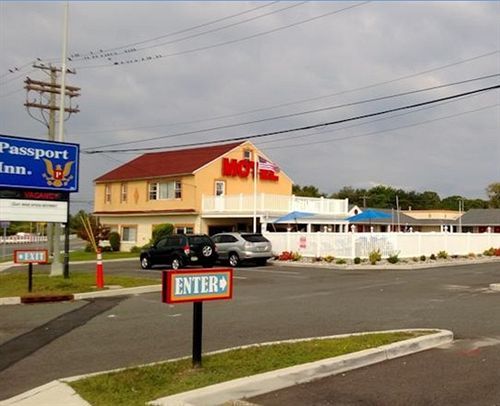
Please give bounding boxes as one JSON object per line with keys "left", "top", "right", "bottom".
{"left": 211, "top": 232, "right": 273, "bottom": 267}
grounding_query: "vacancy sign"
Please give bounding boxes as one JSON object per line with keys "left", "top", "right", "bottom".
{"left": 162, "top": 268, "right": 233, "bottom": 304}
{"left": 14, "top": 250, "right": 48, "bottom": 264}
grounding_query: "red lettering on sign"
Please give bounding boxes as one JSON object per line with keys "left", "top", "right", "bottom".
{"left": 222, "top": 158, "right": 279, "bottom": 181}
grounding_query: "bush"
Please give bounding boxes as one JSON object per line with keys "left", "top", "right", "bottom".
{"left": 468, "top": 252, "right": 476, "bottom": 258}
{"left": 314, "top": 257, "right": 323, "bottom": 262}
{"left": 483, "top": 247, "right": 495, "bottom": 256}
{"left": 354, "top": 257, "right": 361, "bottom": 264}
{"left": 152, "top": 224, "right": 174, "bottom": 245}
{"left": 420, "top": 255, "right": 426, "bottom": 261}
{"left": 130, "top": 246, "right": 142, "bottom": 253}
{"left": 324, "top": 255, "right": 335, "bottom": 263}
{"left": 278, "top": 251, "right": 302, "bottom": 261}
{"left": 109, "top": 232, "right": 121, "bottom": 251}
{"left": 437, "top": 250, "right": 448, "bottom": 259}
{"left": 369, "top": 249, "right": 382, "bottom": 265}
{"left": 335, "top": 258, "right": 346, "bottom": 265}
{"left": 387, "top": 253, "right": 399, "bottom": 264}
{"left": 430, "top": 253, "right": 437, "bottom": 260}
{"left": 412, "top": 257, "right": 419, "bottom": 262}
{"left": 84, "top": 242, "right": 94, "bottom": 252}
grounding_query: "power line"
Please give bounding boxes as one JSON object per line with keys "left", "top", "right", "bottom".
{"left": 83, "top": 84, "right": 500, "bottom": 154}
{"left": 71, "top": 2, "right": 304, "bottom": 62}
{"left": 75, "top": 1, "right": 370, "bottom": 70}
{"left": 82, "top": 73, "right": 499, "bottom": 151}
{"left": 74, "top": 49, "right": 499, "bottom": 136}
{"left": 264, "top": 103, "right": 499, "bottom": 151}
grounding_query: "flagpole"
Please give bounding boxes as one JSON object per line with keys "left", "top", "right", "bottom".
{"left": 253, "top": 155, "right": 257, "bottom": 233}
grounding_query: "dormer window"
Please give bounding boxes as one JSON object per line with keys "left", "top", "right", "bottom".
{"left": 243, "top": 149, "right": 253, "bottom": 160}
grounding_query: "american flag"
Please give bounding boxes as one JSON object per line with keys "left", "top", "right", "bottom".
{"left": 258, "top": 156, "right": 280, "bottom": 173}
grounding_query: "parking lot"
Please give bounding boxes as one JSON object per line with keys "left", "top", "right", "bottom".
{"left": 1, "top": 260, "right": 499, "bottom": 403}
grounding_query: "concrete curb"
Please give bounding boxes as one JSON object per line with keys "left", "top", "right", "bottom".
{"left": 0, "top": 329, "right": 452, "bottom": 406}
{"left": 272, "top": 257, "right": 500, "bottom": 271}
{"left": 0, "top": 285, "right": 162, "bottom": 306}
{"left": 490, "top": 283, "right": 500, "bottom": 291}
{"left": 150, "top": 329, "right": 453, "bottom": 406}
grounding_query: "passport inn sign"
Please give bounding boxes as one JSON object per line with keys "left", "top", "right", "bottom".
{"left": 0, "top": 134, "right": 79, "bottom": 192}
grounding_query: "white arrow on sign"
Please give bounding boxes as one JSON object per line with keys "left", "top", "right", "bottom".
{"left": 219, "top": 277, "right": 227, "bottom": 291}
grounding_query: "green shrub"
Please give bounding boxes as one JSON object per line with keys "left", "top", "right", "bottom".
{"left": 483, "top": 247, "right": 495, "bottom": 256}
{"left": 354, "top": 257, "right": 361, "bottom": 264}
{"left": 314, "top": 257, "right": 323, "bottom": 262}
{"left": 109, "top": 232, "right": 121, "bottom": 251}
{"left": 412, "top": 257, "right": 419, "bottom": 262}
{"left": 467, "top": 252, "right": 476, "bottom": 258}
{"left": 387, "top": 253, "right": 399, "bottom": 264}
{"left": 437, "top": 250, "right": 448, "bottom": 259}
{"left": 130, "top": 246, "right": 142, "bottom": 253}
{"left": 335, "top": 258, "right": 346, "bottom": 265}
{"left": 324, "top": 255, "right": 335, "bottom": 263}
{"left": 152, "top": 224, "right": 174, "bottom": 244}
{"left": 369, "top": 249, "right": 382, "bottom": 265}
{"left": 430, "top": 253, "right": 437, "bottom": 260}
{"left": 420, "top": 255, "right": 426, "bottom": 261}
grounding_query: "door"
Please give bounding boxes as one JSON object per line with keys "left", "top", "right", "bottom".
{"left": 214, "top": 180, "right": 226, "bottom": 211}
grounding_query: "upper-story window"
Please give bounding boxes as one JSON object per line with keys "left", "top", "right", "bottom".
{"left": 104, "top": 184, "right": 111, "bottom": 204}
{"left": 120, "top": 183, "right": 128, "bottom": 203}
{"left": 243, "top": 149, "right": 253, "bottom": 160}
{"left": 149, "top": 181, "right": 182, "bottom": 200}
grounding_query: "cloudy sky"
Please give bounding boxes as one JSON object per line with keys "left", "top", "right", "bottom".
{"left": 1, "top": 1, "right": 499, "bottom": 211}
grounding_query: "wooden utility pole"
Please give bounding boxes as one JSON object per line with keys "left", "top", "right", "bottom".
{"left": 24, "top": 63, "right": 80, "bottom": 276}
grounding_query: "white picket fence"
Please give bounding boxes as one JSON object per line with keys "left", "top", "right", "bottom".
{"left": 0, "top": 235, "right": 48, "bottom": 244}
{"left": 263, "top": 232, "right": 500, "bottom": 259}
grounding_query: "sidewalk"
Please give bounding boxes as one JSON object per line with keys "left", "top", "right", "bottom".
{"left": 0, "top": 329, "right": 453, "bottom": 406}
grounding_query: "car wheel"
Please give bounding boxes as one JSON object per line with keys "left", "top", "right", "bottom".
{"left": 256, "top": 258, "right": 268, "bottom": 266}
{"left": 201, "top": 245, "right": 213, "bottom": 257}
{"left": 228, "top": 252, "right": 240, "bottom": 267}
{"left": 171, "top": 257, "right": 182, "bottom": 270}
{"left": 140, "top": 256, "right": 151, "bottom": 270}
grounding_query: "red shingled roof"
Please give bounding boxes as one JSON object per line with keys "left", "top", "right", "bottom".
{"left": 95, "top": 142, "right": 244, "bottom": 182}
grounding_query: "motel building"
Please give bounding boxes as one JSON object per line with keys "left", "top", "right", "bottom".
{"left": 93, "top": 141, "right": 350, "bottom": 250}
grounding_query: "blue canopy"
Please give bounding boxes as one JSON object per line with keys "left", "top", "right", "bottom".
{"left": 273, "top": 211, "right": 314, "bottom": 223}
{"left": 346, "top": 209, "right": 392, "bottom": 222}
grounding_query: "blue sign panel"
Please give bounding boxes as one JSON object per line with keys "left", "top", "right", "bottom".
{"left": 0, "top": 134, "right": 79, "bottom": 192}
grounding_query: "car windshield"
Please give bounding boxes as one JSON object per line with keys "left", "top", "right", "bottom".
{"left": 241, "top": 234, "right": 269, "bottom": 243}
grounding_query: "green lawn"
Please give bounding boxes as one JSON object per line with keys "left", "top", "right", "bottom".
{"left": 0, "top": 271, "right": 158, "bottom": 297}
{"left": 70, "top": 331, "right": 427, "bottom": 406}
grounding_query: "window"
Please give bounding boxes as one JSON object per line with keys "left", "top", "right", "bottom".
{"left": 149, "top": 181, "right": 181, "bottom": 200}
{"left": 176, "top": 226, "right": 194, "bottom": 234}
{"left": 215, "top": 180, "right": 225, "bottom": 196}
{"left": 122, "top": 226, "right": 137, "bottom": 242}
{"left": 120, "top": 183, "right": 128, "bottom": 203}
{"left": 243, "top": 149, "right": 253, "bottom": 160}
{"left": 104, "top": 184, "right": 111, "bottom": 204}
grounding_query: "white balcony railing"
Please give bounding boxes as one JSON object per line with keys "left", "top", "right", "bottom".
{"left": 202, "top": 194, "right": 348, "bottom": 216}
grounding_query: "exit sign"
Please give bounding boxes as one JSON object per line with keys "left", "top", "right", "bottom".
{"left": 14, "top": 250, "right": 48, "bottom": 264}
{"left": 162, "top": 268, "right": 233, "bottom": 304}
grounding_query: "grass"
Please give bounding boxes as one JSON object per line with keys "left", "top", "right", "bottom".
{"left": 70, "top": 331, "right": 427, "bottom": 406}
{"left": 0, "top": 271, "right": 158, "bottom": 297}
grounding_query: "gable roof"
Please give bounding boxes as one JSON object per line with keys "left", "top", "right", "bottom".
{"left": 459, "top": 209, "right": 500, "bottom": 225}
{"left": 94, "top": 142, "right": 244, "bottom": 182}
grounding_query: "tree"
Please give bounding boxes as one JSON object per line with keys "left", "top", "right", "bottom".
{"left": 486, "top": 182, "right": 500, "bottom": 208}
{"left": 292, "top": 184, "right": 325, "bottom": 198}
{"left": 151, "top": 223, "right": 174, "bottom": 244}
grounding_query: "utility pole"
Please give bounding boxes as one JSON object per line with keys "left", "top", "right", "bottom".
{"left": 24, "top": 63, "right": 79, "bottom": 276}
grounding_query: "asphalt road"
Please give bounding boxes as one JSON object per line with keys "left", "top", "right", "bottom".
{"left": 0, "top": 260, "right": 499, "bottom": 403}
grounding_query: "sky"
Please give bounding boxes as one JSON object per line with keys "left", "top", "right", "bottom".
{"left": 1, "top": 1, "right": 499, "bottom": 212}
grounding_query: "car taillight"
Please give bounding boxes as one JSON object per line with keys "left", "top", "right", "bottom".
{"left": 184, "top": 245, "right": 190, "bottom": 255}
